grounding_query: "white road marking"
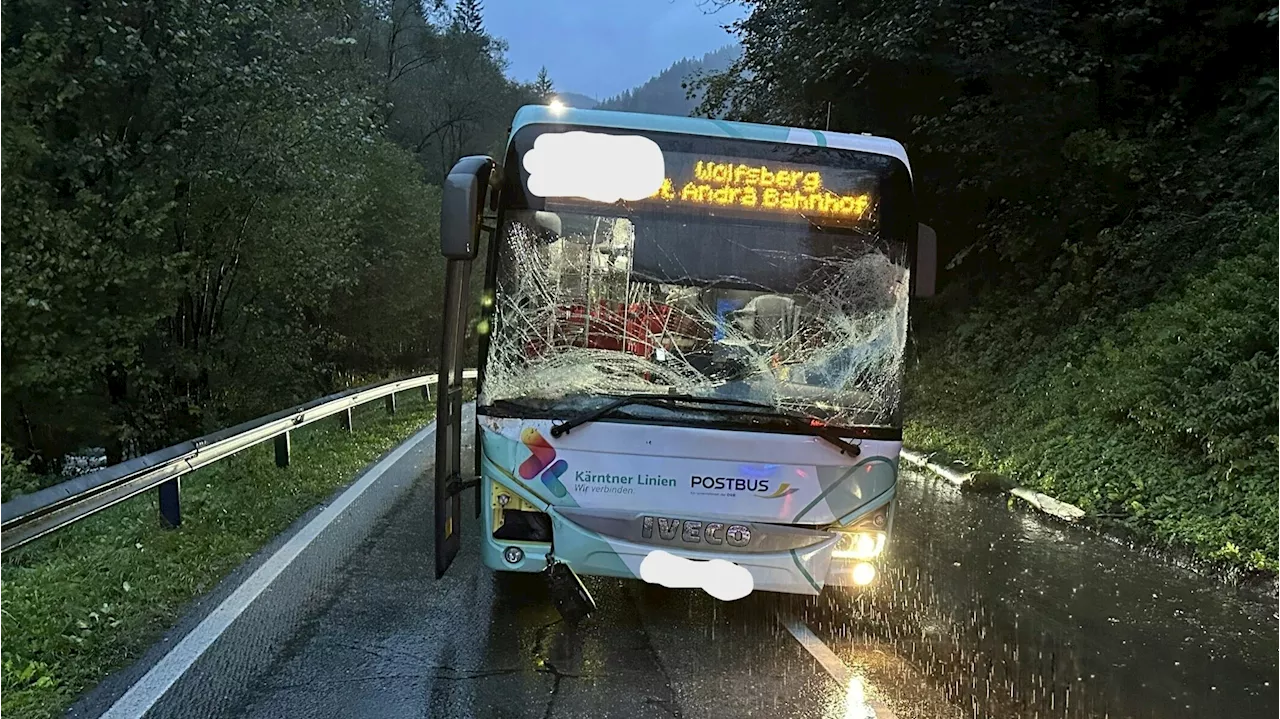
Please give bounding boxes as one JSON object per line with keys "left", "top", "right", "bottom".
{"left": 101, "top": 421, "right": 438, "bottom": 719}
{"left": 779, "top": 615, "right": 898, "bottom": 719}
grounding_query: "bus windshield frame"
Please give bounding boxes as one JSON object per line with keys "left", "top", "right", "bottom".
{"left": 477, "top": 123, "right": 916, "bottom": 434}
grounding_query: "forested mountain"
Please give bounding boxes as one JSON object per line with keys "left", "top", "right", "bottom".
{"left": 697, "top": 1, "right": 1278, "bottom": 572}
{"left": 555, "top": 92, "right": 600, "bottom": 109}
{"left": 597, "top": 45, "right": 739, "bottom": 116}
{"left": 1, "top": 0, "right": 535, "bottom": 477}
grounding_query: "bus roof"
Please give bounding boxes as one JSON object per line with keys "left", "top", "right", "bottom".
{"left": 509, "top": 105, "right": 913, "bottom": 178}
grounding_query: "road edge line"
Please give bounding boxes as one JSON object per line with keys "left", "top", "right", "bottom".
{"left": 778, "top": 615, "right": 897, "bottom": 719}
{"left": 100, "top": 420, "right": 437, "bottom": 719}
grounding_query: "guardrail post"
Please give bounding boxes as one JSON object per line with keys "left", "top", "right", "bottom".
{"left": 385, "top": 393, "right": 397, "bottom": 415}
{"left": 159, "top": 479, "right": 181, "bottom": 528}
{"left": 0, "top": 369, "right": 479, "bottom": 554}
{"left": 275, "top": 432, "right": 291, "bottom": 468}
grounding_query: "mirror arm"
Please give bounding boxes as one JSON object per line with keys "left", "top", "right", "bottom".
{"left": 441, "top": 155, "right": 497, "bottom": 260}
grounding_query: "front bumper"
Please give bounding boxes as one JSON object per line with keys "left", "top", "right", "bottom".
{"left": 481, "top": 505, "right": 882, "bottom": 596}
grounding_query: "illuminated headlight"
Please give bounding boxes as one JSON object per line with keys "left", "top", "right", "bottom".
{"left": 851, "top": 562, "right": 876, "bottom": 586}
{"left": 832, "top": 530, "right": 886, "bottom": 560}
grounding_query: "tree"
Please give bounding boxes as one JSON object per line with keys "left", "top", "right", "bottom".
{"left": 367, "top": 3, "right": 534, "bottom": 181}
{"left": 453, "top": 0, "right": 484, "bottom": 35}
{"left": 695, "top": 0, "right": 1276, "bottom": 301}
{"left": 533, "top": 66, "right": 555, "bottom": 101}
{"left": 598, "top": 46, "right": 739, "bottom": 116}
{"left": 0, "top": 0, "right": 532, "bottom": 474}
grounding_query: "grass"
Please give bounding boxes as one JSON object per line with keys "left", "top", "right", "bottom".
{"left": 0, "top": 397, "right": 436, "bottom": 719}
{"left": 903, "top": 219, "right": 1278, "bottom": 577}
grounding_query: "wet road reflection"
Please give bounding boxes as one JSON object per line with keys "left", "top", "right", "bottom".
{"left": 231, "top": 445, "right": 1276, "bottom": 719}
{"left": 808, "top": 469, "right": 1277, "bottom": 719}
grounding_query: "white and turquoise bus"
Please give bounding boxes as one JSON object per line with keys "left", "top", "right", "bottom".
{"left": 433, "top": 105, "right": 935, "bottom": 621}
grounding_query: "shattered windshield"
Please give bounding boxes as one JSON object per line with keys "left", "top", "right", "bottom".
{"left": 480, "top": 128, "right": 912, "bottom": 428}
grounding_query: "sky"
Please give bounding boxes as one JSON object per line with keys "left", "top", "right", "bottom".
{"left": 481, "top": 0, "right": 747, "bottom": 101}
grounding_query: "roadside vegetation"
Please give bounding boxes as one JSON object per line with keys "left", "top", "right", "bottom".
{"left": 906, "top": 216, "right": 1278, "bottom": 574}
{"left": 0, "top": 3, "right": 533, "bottom": 715}
{"left": 2, "top": 0, "right": 523, "bottom": 480}
{"left": 698, "top": 0, "right": 1278, "bottom": 573}
{"left": 1, "top": 401, "right": 435, "bottom": 719}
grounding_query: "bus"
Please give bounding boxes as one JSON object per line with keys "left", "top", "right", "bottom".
{"left": 433, "top": 105, "right": 935, "bottom": 622}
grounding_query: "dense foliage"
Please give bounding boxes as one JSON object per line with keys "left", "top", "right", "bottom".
{"left": 696, "top": 0, "right": 1278, "bottom": 570}
{"left": 2, "top": 0, "right": 533, "bottom": 474}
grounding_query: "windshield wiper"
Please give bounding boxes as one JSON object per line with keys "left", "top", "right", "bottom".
{"left": 546, "top": 394, "right": 672, "bottom": 437}
{"left": 548, "top": 393, "right": 860, "bottom": 456}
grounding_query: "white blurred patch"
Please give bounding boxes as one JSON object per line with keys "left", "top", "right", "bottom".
{"left": 523, "top": 131, "right": 665, "bottom": 203}
{"left": 639, "top": 549, "right": 754, "bottom": 601}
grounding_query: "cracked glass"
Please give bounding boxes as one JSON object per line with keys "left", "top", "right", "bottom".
{"left": 480, "top": 127, "right": 913, "bottom": 430}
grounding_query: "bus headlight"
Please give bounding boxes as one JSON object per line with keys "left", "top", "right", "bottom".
{"left": 851, "top": 562, "right": 877, "bottom": 586}
{"left": 832, "top": 530, "right": 886, "bottom": 560}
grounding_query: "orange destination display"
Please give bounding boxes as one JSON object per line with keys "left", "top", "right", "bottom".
{"left": 646, "top": 159, "right": 874, "bottom": 219}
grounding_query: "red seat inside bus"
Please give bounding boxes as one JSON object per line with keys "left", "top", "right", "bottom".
{"left": 522, "top": 300, "right": 704, "bottom": 360}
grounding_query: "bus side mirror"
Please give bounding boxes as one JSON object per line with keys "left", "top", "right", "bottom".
{"left": 914, "top": 223, "right": 937, "bottom": 298}
{"left": 441, "top": 155, "right": 496, "bottom": 260}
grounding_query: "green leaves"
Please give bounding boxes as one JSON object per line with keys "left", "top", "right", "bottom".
{"left": 2, "top": 0, "right": 518, "bottom": 473}
{"left": 1, "top": 402, "right": 438, "bottom": 719}
{"left": 906, "top": 216, "right": 1279, "bottom": 574}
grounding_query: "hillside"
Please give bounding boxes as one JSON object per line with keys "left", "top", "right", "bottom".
{"left": 596, "top": 45, "right": 739, "bottom": 116}
{"left": 555, "top": 91, "right": 598, "bottom": 109}
{"left": 698, "top": 1, "right": 1278, "bottom": 575}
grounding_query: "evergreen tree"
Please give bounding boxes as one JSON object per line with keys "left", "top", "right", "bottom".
{"left": 533, "top": 66, "right": 555, "bottom": 101}
{"left": 453, "top": 0, "right": 484, "bottom": 34}
{"left": 598, "top": 46, "right": 739, "bottom": 116}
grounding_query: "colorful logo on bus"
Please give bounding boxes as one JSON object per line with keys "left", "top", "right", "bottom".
{"left": 518, "top": 428, "right": 569, "bottom": 498}
{"left": 737, "top": 464, "right": 799, "bottom": 499}
{"left": 759, "top": 482, "right": 799, "bottom": 499}
{"left": 690, "top": 475, "right": 799, "bottom": 499}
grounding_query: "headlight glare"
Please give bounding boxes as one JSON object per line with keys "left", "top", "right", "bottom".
{"left": 832, "top": 530, "right": 886, "bottom": 560}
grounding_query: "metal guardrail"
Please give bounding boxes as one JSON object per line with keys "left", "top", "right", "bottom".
{"left": 0, "top": 369, "right": 477, "bottom": 553}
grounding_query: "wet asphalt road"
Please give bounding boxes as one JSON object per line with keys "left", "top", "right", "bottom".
{"left": 812, "top": 478, "right": 1277, "bottom": 719}
{"left": 228, "top": 428, "right": 1277, "bottom": 719}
